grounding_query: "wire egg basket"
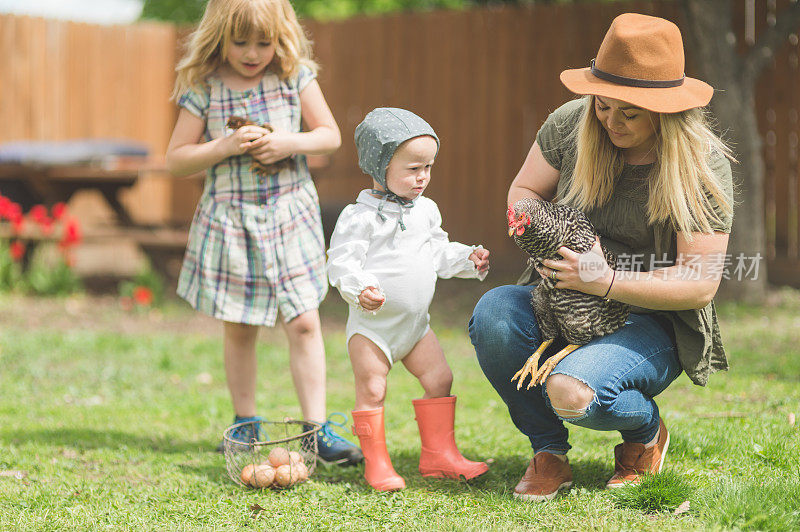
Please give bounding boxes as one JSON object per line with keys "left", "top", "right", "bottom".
{"left": 223, "top": 418, "right": 321, "bottom": 489}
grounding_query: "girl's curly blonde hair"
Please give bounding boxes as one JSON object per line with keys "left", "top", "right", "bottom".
{"left": 172, "top": 0, "right": 318, "bottom": 100}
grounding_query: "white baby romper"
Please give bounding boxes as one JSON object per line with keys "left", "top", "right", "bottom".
{"left": 327, "top": 190, "right": 487, "bottom": 364}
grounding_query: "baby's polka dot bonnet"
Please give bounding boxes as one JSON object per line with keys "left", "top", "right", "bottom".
{"left": 354, "top": 107, "right": 439, "bottom": 190}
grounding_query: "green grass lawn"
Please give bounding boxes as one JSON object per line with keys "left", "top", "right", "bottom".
{"left": 1, "top": 281, "right": 799, "bottom": 531}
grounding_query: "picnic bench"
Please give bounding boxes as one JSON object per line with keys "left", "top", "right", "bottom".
{"left": 0, "top": 140, "right": 189, "bottom": 279}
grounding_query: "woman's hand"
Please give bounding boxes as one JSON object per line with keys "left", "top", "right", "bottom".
{"left": 358, "top": 286, "right": 385, "bottom": 312}
{"left": 223, "top": 125, "right": 271, "bottom": 157}
{"left": 247, "top": 127, "right": 299, "bottom": 164}
{"left": 469, "top": 248, "right": 490, "bottom": 273}
{"left": 537, "top": 238, "right": 613, "bottom": 297}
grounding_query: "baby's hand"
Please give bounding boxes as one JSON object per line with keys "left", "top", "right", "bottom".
{"left": 358, "top": 286, "right": 385, "bottom": 312}
{"left": 469, "top": 248, "right": 490, "bottom": 273}
{"left": 224, "top": 125, "right": 270, "bottom": 157}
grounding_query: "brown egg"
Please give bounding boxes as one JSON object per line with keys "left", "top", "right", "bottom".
{"left": 252, "top": 464, "right": 275, "bottom": 489}
{"left": 289, "top": 451, "right": 304, "bottom": 464}
{"left": 268, "top": 447, "right": 291, "bottom": 468}
{"left": 240, "top": 463, "right": 257, "bottom": 487}
{"left": 291, "top": 462, "right": 309, "bottom": 483}
{"left": 274, "top": 464, "right": 292, "bottom": 487}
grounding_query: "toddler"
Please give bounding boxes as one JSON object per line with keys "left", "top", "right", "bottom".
{"left": 327, "top": 108, "right": 490, "bottom": 491}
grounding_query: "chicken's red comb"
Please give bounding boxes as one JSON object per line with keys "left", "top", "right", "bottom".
{"left": 507, "top": 205, "right": 516, "bottom": 225}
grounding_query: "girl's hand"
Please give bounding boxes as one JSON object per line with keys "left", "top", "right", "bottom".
{"left": 537, "top": 238, "right": 613, "bottom": 297}
{"left": 247, "top": 127, "right": 299, "bottom": 164}
{"left": 224, "top": 125, "right": 271, "bottom": 157}
{"left": 358, "top": 286, "right": 385, "bottom": 312}
{"left": 469, "top": 248, "right": 490, "bottom": 273}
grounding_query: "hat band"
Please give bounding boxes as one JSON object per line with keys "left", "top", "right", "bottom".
{"left": 590, "top": 59, "right": 685, "bottom": 88}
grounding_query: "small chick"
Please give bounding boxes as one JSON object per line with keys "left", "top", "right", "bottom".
{"left": 226, "top": 116, "right": 296, "bottom": 176}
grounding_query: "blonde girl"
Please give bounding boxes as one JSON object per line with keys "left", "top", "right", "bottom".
{"left": 471, "top": 13, "right": 734, "bottom": 501}
{"left": 166, "top": 0, "right": 362, "bottom": 464}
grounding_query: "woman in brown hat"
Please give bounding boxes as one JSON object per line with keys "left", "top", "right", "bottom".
{"left": 469, "top": 13, "right": 733, "bottom": 501}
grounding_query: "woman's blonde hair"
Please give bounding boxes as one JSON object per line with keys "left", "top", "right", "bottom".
{"left": 560, "top": 96, "right": 734, "bottom": 237}
{"left": 172, "top": 0, "right": 318, "bottom": 100}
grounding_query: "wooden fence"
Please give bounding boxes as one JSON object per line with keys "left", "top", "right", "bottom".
{"left": 1, "top": 1, "right": 798, "bottom": 285}
{"left": 303, "top": 1, "right": 687, "bottom": 272}
{"left": 754, "top": 1, "right": 800, "bottom": 286}
{"left": 0, "top": 15, "right": 182, "bottom": 226}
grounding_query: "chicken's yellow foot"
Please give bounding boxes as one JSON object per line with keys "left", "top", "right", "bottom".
{"left": 531, "top": 344, "right": 581, "bottom": 386}
{"left": 511, "top": 339, "right": 554, "bottom": 390}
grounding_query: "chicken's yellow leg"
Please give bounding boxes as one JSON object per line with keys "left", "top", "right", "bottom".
{"left": 511, "top": 339, "right": 554, "bottom": 390}
{"left": 531, "top": 344, "right": 581, "bottom": 386}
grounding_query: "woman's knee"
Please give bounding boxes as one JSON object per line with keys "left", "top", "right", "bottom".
{"left": 546, "top": 374, "right": 595, "bottom": 418}
{"left": 470, "top": 286, "right": 531, "bottom": 355}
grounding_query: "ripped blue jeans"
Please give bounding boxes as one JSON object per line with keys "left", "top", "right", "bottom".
{"left": 469, "top": 284, "right": 681, "bottom": 455}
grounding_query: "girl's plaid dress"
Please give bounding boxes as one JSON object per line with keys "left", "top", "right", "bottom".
{"left": 176, "top": 65, "right": 328, "bottom": 325}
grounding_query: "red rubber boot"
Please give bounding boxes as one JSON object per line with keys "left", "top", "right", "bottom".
{"left": 351, "top": 407, "right": 406, "bottom": 491}
{"left": 413, "top": 396, "right": 489, "bottom": 480}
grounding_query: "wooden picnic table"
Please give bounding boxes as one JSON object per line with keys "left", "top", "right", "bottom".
{"left": 0, "top": 139, "right": 164, "bottom": 224}
{"left": 0, "top": 140, "right": 189, "bottom": 280}
{"left": 0, "top": 160, "right": 147, "bottom": 226}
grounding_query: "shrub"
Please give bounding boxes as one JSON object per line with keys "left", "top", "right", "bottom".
{"left": 0, "top": 193, "right": 82, "bottom": 296}
{"left": 118, "top": 267, "right": 165, "bottom": 310}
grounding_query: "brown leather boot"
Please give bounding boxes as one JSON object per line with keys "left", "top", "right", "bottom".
{"left": 413, "top": 396, "right": 489, "bottom": 480}
{"left": 606, "top": 417, "right": 670, "bottom": 488}
{"left": 514, "top": 452, "right": 573, "bottom": 502}
{"left": 351, "top": 407, "right": 405, "bottom": 492}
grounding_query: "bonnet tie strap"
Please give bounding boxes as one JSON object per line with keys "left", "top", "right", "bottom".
{"left": 371, "top": 188, "right": 415, "bottom": 231}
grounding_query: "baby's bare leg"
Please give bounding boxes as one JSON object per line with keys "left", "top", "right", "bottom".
{"left": 348, "top": 334, "right": 392, "bottom": 410}
{"left": 223, "top": 321, "right": 260, "bottom": 417}
{"left": 401, "top": 330, "right": 453, "bottom": 399}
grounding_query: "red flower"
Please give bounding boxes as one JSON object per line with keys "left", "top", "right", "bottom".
{"left": 133, "top": 286, "right": 154, "bottom": 306}
{"left": 30, "top": 204, "right": 48, "bottom": 223}
{"left": 0, "top": 195, "right": 23, "bottom": 227}
{"left": 0, "top": 196, "right": 25, "bottom": 234}
{"left": 9, "top": 240, "right": 25, "bottom": 261}
{"left": 51, "top": 202, "right": 67, "bottom": 221}
{"left": 6, "top": 203, "right": 23, "bottom": 232}
{"left": 59, "top": 218, "right": 82, "bottom": 249}
{"left": 29, "top": 206, "right": 52, "bottom": 233}
{"left": 0, "top": 196, "right": 12, "bottom": 219}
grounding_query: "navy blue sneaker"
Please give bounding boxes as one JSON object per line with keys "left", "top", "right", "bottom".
{"left": 307, "top": 413, "right": 364, "bottom": 466}
{"left": 216, "top": 415, "right": 266, "bottom": 453}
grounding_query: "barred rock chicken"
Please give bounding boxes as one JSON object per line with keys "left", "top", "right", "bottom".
{"left": 507, "top": 198, "right": 630, "bottom": 389}
{"left": 226, "top": 116, "right": 296, "bottom": 176}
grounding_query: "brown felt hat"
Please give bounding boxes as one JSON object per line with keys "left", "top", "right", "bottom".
{"left": 560, "top": 13, "right": 713, "bottom": 113}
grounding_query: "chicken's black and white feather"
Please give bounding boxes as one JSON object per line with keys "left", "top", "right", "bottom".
{"left": 508, "top": 198, "right": 630, "bottom": 387}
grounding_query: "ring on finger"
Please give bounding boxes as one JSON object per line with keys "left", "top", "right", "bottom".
{"left": 550, "top": 270, "right": 558, "bottom": 281}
